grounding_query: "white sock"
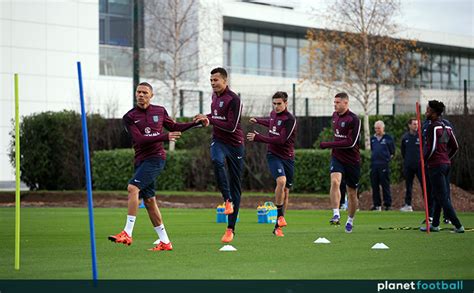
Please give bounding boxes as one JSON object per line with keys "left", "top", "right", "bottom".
{"left": 347, "top": 216, "right": 354, "bottom": 225}
{"left": 154, "top": 224, "right": 170, "bottom": 244}
{"left": 333, "top": 209, "right": 340, "bottom": 217}
{"left": 124, "top": 215, "right": 136, "bottom": 237}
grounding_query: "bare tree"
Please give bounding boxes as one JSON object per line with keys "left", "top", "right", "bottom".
{"left": 143, "top": 0, "right": 218, "bottom": 150}
{"left": 301, "top": 0, "right": 421, "bottom": 149}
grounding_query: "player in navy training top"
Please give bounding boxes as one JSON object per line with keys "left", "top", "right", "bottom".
{"left": 400, "top": 118, "right": 422, "bottom": 212}
{"left": 421, "top": 100, "right": 464, "bottom": 233}
{"left": 108, "top": 82, "right": 208, "bottom": 250}
{"left": 247, "top": 91, "right": 296, "bottom": 237}
{"left": 370, "top": 120, "right": 395, "bottom": 211}
{"left": 194, "top": 67, "right": 244, "bottom": 243}
{"left": 319, "top": 92, "right": 361, "bottom": 233}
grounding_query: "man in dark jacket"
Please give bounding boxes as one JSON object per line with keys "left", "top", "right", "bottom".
{"left": 370, "top": 120, "right": 395, "bottom": 211}
{"left": 400, "top": 118, "right": 422, "bottom": 212}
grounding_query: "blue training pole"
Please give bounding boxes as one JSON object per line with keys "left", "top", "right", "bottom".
{"left": 76, "top": 61, "right": 98, "bottom": 281}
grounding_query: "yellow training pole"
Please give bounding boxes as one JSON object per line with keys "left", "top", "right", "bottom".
{"left": 14, "top": 73, "right": 20, "bottom": 270}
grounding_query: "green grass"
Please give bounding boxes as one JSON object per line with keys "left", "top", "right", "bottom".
{"left": 1, "top": 208, "right": 473, "bottom": 279}
{"left": 0, "top": 190, "right": 327, "bottom": 198}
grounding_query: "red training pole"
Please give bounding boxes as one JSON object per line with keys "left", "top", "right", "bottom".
{"left": 416, "top": 102, "right": 430, "bottom": 234}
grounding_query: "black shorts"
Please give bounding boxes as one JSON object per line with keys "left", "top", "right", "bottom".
{"left": 330, "top": 157, "right": 360, "bottom": 189}
{"left": 129, "top": 157, "right": 166, "bottom": 199}
{"left": 267, "top": 153, "right": 294, "bottom": 189}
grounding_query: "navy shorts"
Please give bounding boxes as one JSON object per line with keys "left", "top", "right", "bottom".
{"left": 129, "top": 157, "right": 166, "bottom": 199}
{"left": 330, "top": 157, "right": 360, "bottom": 189}
{"left": 267, "top": 153, "right": 294, "bottom": 189}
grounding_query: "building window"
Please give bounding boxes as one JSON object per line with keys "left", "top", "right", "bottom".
{"left": 223, "top": 25, "right": 474, "bottom": 90}
{"left": 245, "top": 31, "right": 259, "bottom": 75}
{"left": 100, "top": 0, "right": 143, "bottom": 47}
{"left": 259, "top": 33, "right": 272, "bottom": 75}
{"left": 285, "top": 37, "right": 298, "bottom": 78}
{"left": 230, "top": 30, "right": 244, "bottom": 73}
{"left": 224, "top": 26, "right": 305, "bottom": 77}
{"left": 272, "top": 46, "right": 284, "bottom": 76}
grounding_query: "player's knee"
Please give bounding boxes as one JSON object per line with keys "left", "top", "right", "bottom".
{"left": 143, "top": 197, "right": 155, "bottom": 208}
{"left": 127, "top": 184, "right": 139, "bottom": 196}
{"left": 276, "top": 176, "right": 286, "bottom": 187}
{"left": 330, "top": 179, "right": 341, "bottom": 188}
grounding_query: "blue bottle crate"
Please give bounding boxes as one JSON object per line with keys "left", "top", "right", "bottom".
{"left": 257, "top": 201, "right": 277, "bottom": 224}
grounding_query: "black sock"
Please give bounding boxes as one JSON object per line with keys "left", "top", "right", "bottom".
{"left": 276, "top": 204, "right": 284, "bottom": 218}
{"left": 275, "top": 204, "right": 284, "bottom": 228}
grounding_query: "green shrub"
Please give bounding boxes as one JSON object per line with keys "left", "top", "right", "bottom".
{"left": 92, "top": 149, "right": 194, "bottom": 191}
{"left": 9, "top": 111, "right": 83, "bottom": 190}
{"left": 92, "top": 148, "right": 403, "bottom": 193}
{"left": 92, "top": 149, "right": 134, "bottom": 190}
{"left": 9, "top": 110, "right": 127, "bottom": 190}
{"left": 312, "top": 127, "right": 333, "bottom": 149}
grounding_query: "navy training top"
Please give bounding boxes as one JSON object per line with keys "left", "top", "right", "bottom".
{"left": 401, "top": 131, "right": 420, "bottom": 168}
{"left": 370, "top": 134, "right": 395, "bottom": 167}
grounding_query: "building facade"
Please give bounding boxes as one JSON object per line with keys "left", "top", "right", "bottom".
{"left": 1, "top": 0, "right": 473, "bottom": 183}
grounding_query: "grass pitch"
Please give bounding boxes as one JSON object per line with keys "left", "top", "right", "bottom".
{"left": 1, "top": 208, "right": 473, "bottom": 279}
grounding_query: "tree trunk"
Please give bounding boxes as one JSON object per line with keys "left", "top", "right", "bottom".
{"left": 363, "top": 110, "right": 370, "bottom": 150}
{"left": 169, "top": 81, "right": 178, "bottom": 152}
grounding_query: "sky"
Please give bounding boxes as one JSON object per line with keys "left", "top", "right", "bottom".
{"left": 297, "top": 0, "right": 473, "bottom": 37}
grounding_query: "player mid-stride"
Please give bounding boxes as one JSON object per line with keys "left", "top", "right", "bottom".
{"left": 194, "top": 67, "right": 244, "bottom": 243}
{"left": 108, "top": 82, "right": 208, "bottom": 251}
{"left": 247, "top": 91, "right": 296, "bottom": 237}
{"left": 319, "top": 92, "right": 361, "bottom": 233}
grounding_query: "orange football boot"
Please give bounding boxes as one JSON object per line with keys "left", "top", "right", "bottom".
{"left": 273, "top": 227, "right": 284, "bottom": 237}
{"left": 221, "top": 228, "right": 234, "bottom": 243}
{"left": 148, "top": 241, "right": 173, "bottom": 251}
{"left": 108, "top": 231, "right": 133, "bottom": 246}
{"left": 224, "top": 200, "right": 234, "bottom": 215}
{"left": 277, "top": 216, "right": 287, "bottom": 227}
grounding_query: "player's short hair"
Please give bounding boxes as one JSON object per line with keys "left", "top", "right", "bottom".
{"left": 272, "top": 91, "right": 288, "bottom": 102}
{"left": 138, "top": 82, "right": 153, "bottom": 92}
{"left": 335, "top": 92, "right": 349, "bottom": 100}
{"left": 407, "top": 118, "right": 417, "bottom": 125}
{"left": 374, "top": 120, "right": 385, "bottom": 128}
{"left": 428, "top": 100, "right": 445, "bottom": 116}
{"left": 210, "top": 67, "right": 228, "bottom": 79}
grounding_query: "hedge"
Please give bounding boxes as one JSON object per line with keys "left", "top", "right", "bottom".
{"left": 9, "top": 110, "right": 129, "bottom": 190}
{"left": 92, "top": 148, "right": 402, "bottom": 193}
{"left": 11, "top": 110, "right": 408, "bottom": 191}
{"left": 92, "top": 149, "right": 193, "bottom": 191}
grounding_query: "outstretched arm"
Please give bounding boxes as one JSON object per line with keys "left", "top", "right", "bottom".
{"left": 163, "top": 109, "right": 203, "bottom": 132}
{"left": 123, "top": 116, "right": 170, "bottom": 144}
{"left": 250, "top": 117, "right": 271, "bottom": 128}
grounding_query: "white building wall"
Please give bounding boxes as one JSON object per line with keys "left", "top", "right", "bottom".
{"left": 0, "top": 0, "right": 472, "bottom": 183}
{"left": 0, "top": 0, "right": 134, "bottom": 182}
